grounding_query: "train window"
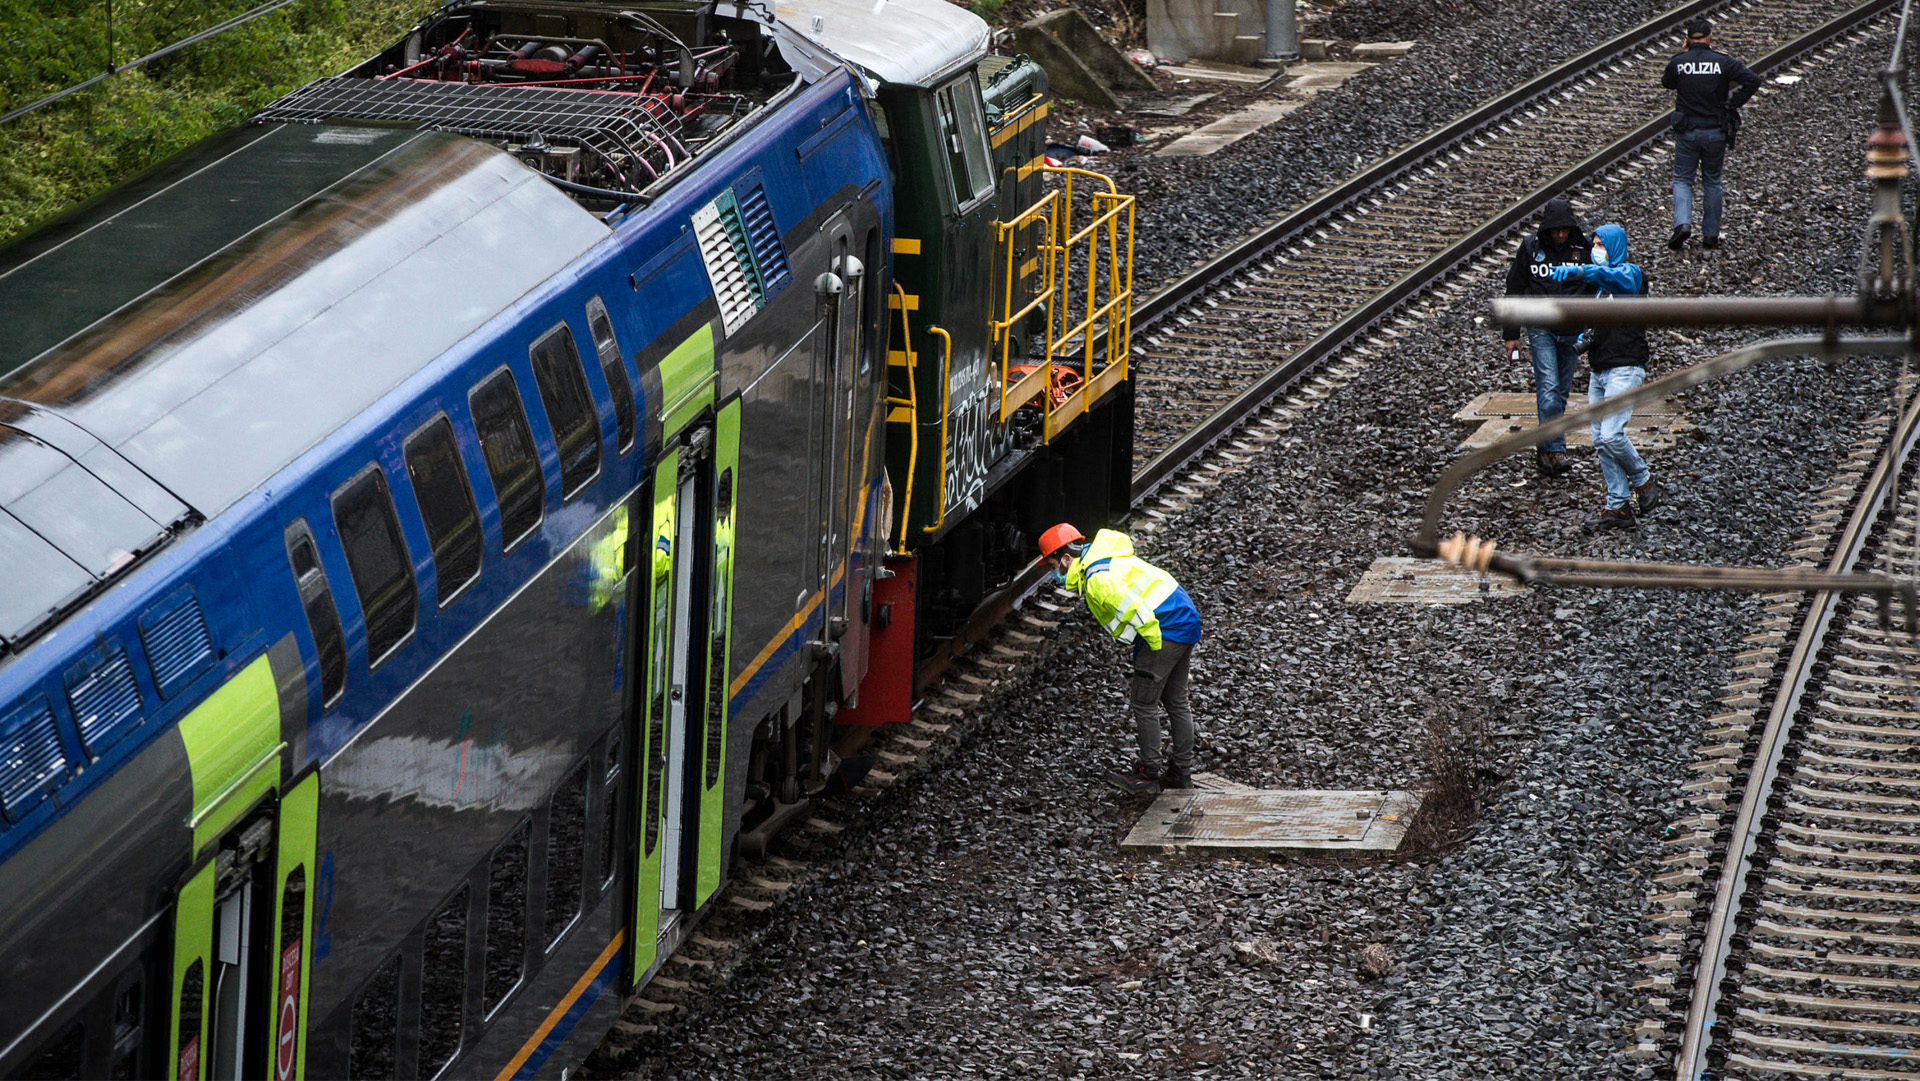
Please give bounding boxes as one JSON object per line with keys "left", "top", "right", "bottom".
{"left": 934, "top": 79, "right": 994, "bottom": 207}
{"left": 483, "top": 819, "right": 530, "bottom": 1014}
{"left": 17, "top": 1018, "right": 84, "bottom": 1080}
{"left": 419, "top": 884, "right": 468, "bottom": 1077}
{"left": 600, "top": 724, "right": 620, "bottom": 886}
{"left": 403, "top": 418, "right": 484, "bottom": 608}
{"left": 284, "top": 522, "right": 347, "bottom": 708}
{"left": 109, "top": 976, "right": 144, "bottom": 1081}
{"left": 705, "top": 469, "right": 733, "bottom": 789}
{"left": 347, "top": 956, "right": 400, "bottom": 1081}
{"left": 586, "top": 299, "right": 637, "bottom": 454}
{"left": 529, "top": 323, "right": 602, "bottom": 499}
{"left": 175, "top": 960, "right": 203, "bottom": 1081}
{"left": 332, "top": 466, "right": 417, "bottom": 668}
{"left": 469, "top": 370, "right": 544, "bottom": 552}
{"left": 543, "top": 763, "right": 589, "bottom": 948}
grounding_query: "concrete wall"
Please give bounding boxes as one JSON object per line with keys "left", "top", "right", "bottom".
{"left": 1148, "top": 0, "right": 1271, "bottom": 64}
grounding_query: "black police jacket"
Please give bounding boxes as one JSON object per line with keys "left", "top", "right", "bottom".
{"left": 1499, "top": 199, "right": 1591, "bottom": 340}
{"left": 1662, "top": 43, "right": 1760, "bottom": 132}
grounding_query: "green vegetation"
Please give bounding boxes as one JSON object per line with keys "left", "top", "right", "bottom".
{"left": 0, "top": 0, "right": 435, "bottom": 242}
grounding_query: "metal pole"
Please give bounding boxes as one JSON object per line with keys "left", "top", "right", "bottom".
{"left": 1262, "top": 0, "right": 1298, "bottom": 63}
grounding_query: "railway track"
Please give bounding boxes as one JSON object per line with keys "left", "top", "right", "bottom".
{"left": 1126, "top": 0, "right": 1897, "bottom": 501}
{"left": 1665, "top": 378, "right": 1920, "bottom": 1076}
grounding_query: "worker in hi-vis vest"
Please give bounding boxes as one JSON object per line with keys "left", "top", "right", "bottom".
{"left": 1038, "top": 524, "right": 1203, "bottom": 793}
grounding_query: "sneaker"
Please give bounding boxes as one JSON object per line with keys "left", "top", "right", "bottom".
{"left": 1535, "top": 449, "right": 1572, "bottom": 477}
{"left": 1160, "top": 766, "right": 1193, "bottom": 790}
{"left": 1702, "top": 235, "right": 1721, "bottom": 250}
{"left": 1668, "top": 225, "right": 1692, "bottom": 251}
{"left": 1633, "top": 477, "right": 1663, "bottom": 515}
{"left": 1107, "top": 762, "right": 1161, "bottom": 794}
{"left": 1583, "top": 505, "right": 1637, "bottom": 531}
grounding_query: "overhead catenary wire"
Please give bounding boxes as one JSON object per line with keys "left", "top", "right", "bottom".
{"left": 0, "top": 0, "right": 304, "bottom": 127}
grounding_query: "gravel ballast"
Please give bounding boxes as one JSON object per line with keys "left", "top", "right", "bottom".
{"left": 614, "top": 10, "right": 1911, "bottom": 1080}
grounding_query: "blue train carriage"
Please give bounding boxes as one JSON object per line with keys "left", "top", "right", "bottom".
{"left": 0, "top": 0, "right": 1133, "bottom": 1077}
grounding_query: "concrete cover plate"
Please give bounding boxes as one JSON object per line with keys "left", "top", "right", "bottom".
{"left": 1157, "top": 101, "right": 1305, "bottom": 157}
{"left": 1346, "top": 556, "right": 1528, "bottom": 604}
{"left": 1453, "top": 390, "right": 1690, "bottom": 451}
{"left": 1155, "top": 60, "right": 1275, "bottom": 85}
{"left": 1122, "top": 789, "right": 1422, "bottom": 852}
{"left": 1133, "top": 93, "right": 1217, "bottom": 117}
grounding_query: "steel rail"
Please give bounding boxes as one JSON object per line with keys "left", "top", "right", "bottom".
{"left": 1673, "top": 381, "right": 1920, "bottom": 1080}
{"left": 1123, "top": 0, "right": 1899, "bottom": 504}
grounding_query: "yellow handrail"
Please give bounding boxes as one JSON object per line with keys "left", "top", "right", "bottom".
{"left": 886, "top": 280, "right": 919, "bottom": 554}
{"left": 989, "top": 165, "right": 1135, "bottom": 443}
{"left": 921, "top": 325, "right": 953, "bottom": 535}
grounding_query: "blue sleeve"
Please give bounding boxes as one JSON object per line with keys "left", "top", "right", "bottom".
{"left": 1573, "top": 264, "right": 1643, "bottom": 295}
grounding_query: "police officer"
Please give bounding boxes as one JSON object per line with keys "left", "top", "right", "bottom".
{"left": 1663, "top": 17, "right": 1761, "bottom": 251}
{"left": 1500, "top": 196, "right": 1591, "bottom": 477}
{"left": 1038, "top": 523, "right": 1202, "bottom": 793}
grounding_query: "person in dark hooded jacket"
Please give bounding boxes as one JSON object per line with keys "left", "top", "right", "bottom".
{"left": 1501, "top": 197, "right": 1594, "bottom": 476}
{"left": 1549, "top": 223, "right": 1664, "bottom": 530}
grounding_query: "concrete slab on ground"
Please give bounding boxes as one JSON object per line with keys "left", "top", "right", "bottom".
{"left": 1133, "top": 92, "right": 1218, "bottom": 117}
{"left": 1286, "top": 60, "right": 1376, "bottom": 93}
{"left": 1453, "top": 390, "right": 1691, "bottom": 451}
{"left": 1157, "top": 59, "right": 1276, "bottom": 85}
{"left": 1156, "top": 100, "right": 1305, "bottom": 156}
{"left": 1352, "top": 40, "right": 1416, "bottom": 58}
{"left": 1123, "top": 789, "right": 1422, "bottom": 852}
{"left": 1346, "top": 556, "right": 1529, "bottom": 605}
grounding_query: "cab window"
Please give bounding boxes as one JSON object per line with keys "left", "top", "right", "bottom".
{"left": 934, "top": 78, "right": 993, "bottom": 208}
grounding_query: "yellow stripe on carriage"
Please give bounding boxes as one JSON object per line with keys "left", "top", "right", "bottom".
{"left": 495, "top": 932, "right": 625, "bottom": 1081}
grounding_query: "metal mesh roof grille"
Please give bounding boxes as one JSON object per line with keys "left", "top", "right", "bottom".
{"left": 0, "top": 697, "right": 65, "bottom": 822}
{"left": 140, "top": 588, "right": 214, "bottom": 700}
{"left": 67, "top": 646, "right": 143, "bottom": 756}
{"left": 694, "top": 194, "right": 760, "bottom": 336}
{"left": 737, "top": 184, "right": 791, "bottom": 300}
{"left": 255, "top": 77, "right": 689, "bottom": 186}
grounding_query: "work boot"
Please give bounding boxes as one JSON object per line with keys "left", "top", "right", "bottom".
{"left": 1160, "top": 766, "right": 1193, "bottom": 790}
{"left": 1107, "top": 762, "right": 1161, "bottom": 794}
{"left": 1633, "top": 477, "right": 1663, "bottom": 515}
{"left": 1535, "top": 449, "right": 1571, "bottom": 477}
{"left": 1583, "top": 504, "right": 1637, "bottom": 532}
{"left": 1702, "top": 235, "right": 1721, "bottom": 250}
{"left": 1668, "top": 225, "right": 1691, "bottom": 251}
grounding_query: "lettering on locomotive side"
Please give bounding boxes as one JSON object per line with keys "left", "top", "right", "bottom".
{"left": 1676, "top": 61, "right": 1723, "bottom": 75}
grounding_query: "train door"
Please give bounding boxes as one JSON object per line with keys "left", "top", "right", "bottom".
{"left": 168, "top": 772, "right": 318, "bottom": 1081}
{"left": 812, "top": 215, "right": 864, "bottom": 691}
{"left": 630, "top": 427, "right": 717, "bottom": 978}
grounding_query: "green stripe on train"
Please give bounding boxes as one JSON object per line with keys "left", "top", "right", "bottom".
{"left": 179, "top": 655, "right": 283, "bottom": 855}
{"left": 657, "top": 325, "right": 715, "bottom": 439}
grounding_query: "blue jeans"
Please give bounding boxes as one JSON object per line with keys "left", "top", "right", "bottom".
{"left": 1525, "top": 327, "right": 1582, "bottom": 453}
{"left": 1589, "top": 365, "right": 1650, "bottom": 509}
{"left": 1673, "top": 127, "right": 1727, "bottom": 237}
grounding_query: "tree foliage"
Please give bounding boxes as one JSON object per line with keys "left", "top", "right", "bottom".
{"left": 0, "top": 0, "right": 434, "bottom": 242}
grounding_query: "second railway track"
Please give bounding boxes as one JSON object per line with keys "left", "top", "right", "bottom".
{"left": 1126, "top": 0, "right": 1897, "bottom": 500}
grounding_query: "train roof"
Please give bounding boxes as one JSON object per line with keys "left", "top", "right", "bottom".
{"left": 773, "top": 0, "right": 990, "bottom": 87}
{"left": 0, "top": 122, "right": 608, "bottom": 648}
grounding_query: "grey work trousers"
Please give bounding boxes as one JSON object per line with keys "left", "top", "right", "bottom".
{"left": 1130, "top": 640, "right": 1195, "bottom": 773}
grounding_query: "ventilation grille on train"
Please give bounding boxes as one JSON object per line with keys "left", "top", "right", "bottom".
{"left": 67, "top": 646, "right": 143, "bottom": 756}
{"left": 735, "top": 184, "right": 791, "bottom": 299}
{"left": 692, "top": 183, "right": 788, "bottom": 337}
{"left": 139, "top": 588, "right": 215, "bottom": 700}
{"left": 0, "top": 697, "right": 66, "bottom": 823}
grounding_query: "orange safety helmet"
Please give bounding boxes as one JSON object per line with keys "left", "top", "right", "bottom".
{"left": 1037, "top": 523, "right": 1085, "bottom": 560}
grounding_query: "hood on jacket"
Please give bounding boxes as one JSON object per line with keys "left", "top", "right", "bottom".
{"left": 1537, "top": 197, "right": 1584, "bottom": 243}
{"left": 1592, "top": 223, "right": 1629, "bottom": 265}
{"left": 1063, "top": 528, "right": 1133, "bottom": 592}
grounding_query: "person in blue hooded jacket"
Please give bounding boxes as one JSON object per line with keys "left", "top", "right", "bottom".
{"left": 1550, "top": 223, "right": 1664, "bottom": 530}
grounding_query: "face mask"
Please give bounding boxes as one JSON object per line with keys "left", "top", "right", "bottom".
{"left": 1591, "top": 244, "right": 1611, "bottom": 266}
{"left": 1048, "top": 567, "right": 1067, "bottom": 587}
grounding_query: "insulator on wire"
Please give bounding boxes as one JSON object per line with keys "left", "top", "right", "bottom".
{"left": 1437, "top": 532, "right": 1499, "bottom": 573}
